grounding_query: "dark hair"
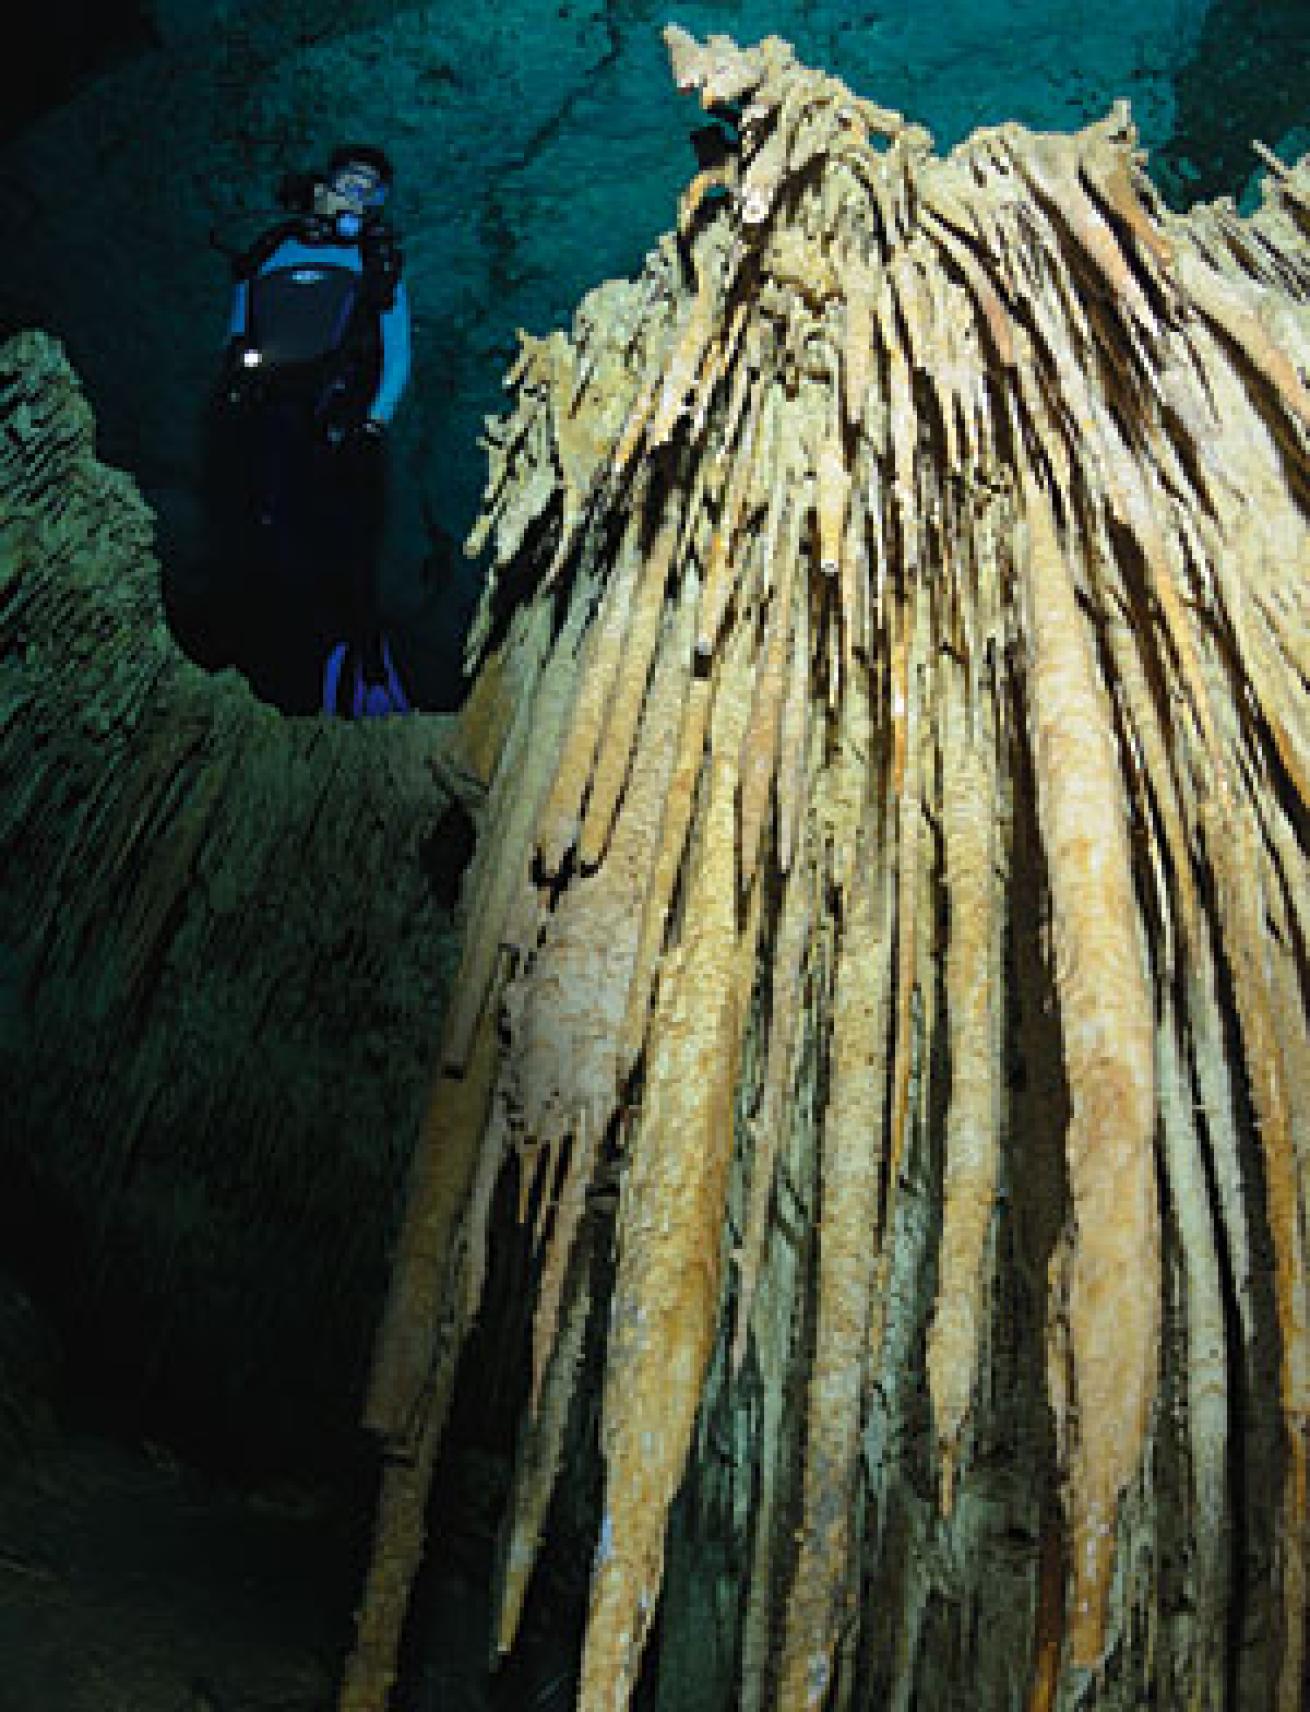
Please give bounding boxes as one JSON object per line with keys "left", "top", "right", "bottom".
{"left": 327, "top": 143, "right": 395, "bottom": 188}
{"left": 274, "top": 168, "right": 321, "bottom": 212}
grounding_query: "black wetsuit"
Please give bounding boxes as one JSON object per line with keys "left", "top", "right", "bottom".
{"left": 203, "top": 215, "right": 409, "bottom": 712}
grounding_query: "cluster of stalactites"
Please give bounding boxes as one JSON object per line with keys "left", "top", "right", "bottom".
{"left": 344, "top": 28, "right": 1310, "bottom": 1712}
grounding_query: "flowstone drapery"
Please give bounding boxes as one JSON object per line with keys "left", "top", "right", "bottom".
{"left": 344, "top": 29, "right": 1310, "bottom": 1712}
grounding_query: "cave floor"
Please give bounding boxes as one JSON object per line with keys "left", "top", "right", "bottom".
{"left": 0, "top": 1428, "right": 354, "bottom": 1712}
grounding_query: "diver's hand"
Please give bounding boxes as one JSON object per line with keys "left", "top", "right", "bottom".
{"left": 219, "top": 340, "right": 262, "bottom": 410}
{"left": 323, "top": 414, "right": 385, "bottom": 453}
{"left": 321, "top": 414, "right": 351, "bottom": 450}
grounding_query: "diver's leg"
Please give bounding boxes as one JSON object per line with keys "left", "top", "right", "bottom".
{"left": 350, "top": 429, "right": 388, "bottom": 679}
{"left": 242, "top": 401, "right": 324, "bottom": 713}
{"left": 173, "top": 394, "right": 248, "bottom": 670}
{"left": 316, "top": 427, "right": 386, "bottom": 691}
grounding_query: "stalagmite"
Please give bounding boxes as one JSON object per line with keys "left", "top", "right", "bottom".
{"left": 342, "top": 29, "right": 1310, "bottom": 1712}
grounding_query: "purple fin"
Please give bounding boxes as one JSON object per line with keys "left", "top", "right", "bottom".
{"left": 380, "top": 636, "right": 411, "bottom": 715}
{"left": 322, "top": 642, "right": 347, "bottom": 716}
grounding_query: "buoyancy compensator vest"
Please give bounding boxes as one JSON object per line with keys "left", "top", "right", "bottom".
{"left": 227, "top": 214, "right": 402, "bottom": 417}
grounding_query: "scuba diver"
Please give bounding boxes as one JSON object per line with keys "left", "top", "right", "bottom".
{"left": 214, "top": 143, "right": 413, "bottom": 716}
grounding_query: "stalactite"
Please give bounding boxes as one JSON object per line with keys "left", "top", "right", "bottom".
{"left": 732, "top": 828, "right": 814, "bottom": 1377}
{"left": 739, "top": 489, "right": 802, "bottom": 887}
{"left": 1158, "top": 995, "right": 1229, "bottom": 1708}
{"left": 1196, "top": 785, "right": 1309, "bottom": 1712}
{"left": 1019, "top": 466, "right": 1162, "bottom": 1665}
{"left": 493, "top": 1223, "right": 597, "bottom": 1658}
{"left": 580, "top": 490, "right": 684, "bottom": 867}
{"left": 927, "top": 659, "right": 1002, "bottom": 1516}
{"left": 345, "top": 29, "right": 1310, "bottom": 1712}
{"left": 580, "top": 622, "right": 758, "bottom": 1709}
{"left": 775, "top": 678, "right": 886, "bottom": 1711}
{"left": 535, "top": 517, "right": 644, "bottom": 879}
{"left": 442, "top": 597, "right": 573, "bottom": 1068}
{"left": 878, "top": 578, "right": 928, "bottom": 1328}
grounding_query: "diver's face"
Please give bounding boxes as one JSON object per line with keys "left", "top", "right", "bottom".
{"left": 330, "top": 162, "right": 383, "bottom": 208}
{"left": 312, "top": 164, "right": 383, "bottom": 229}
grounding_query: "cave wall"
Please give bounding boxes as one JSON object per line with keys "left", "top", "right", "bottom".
{"left": 1155, "top": 0, "right": 1310, "bottom": 208}
{"left": 0, "top": 330, "right": 478, "bottom": 1474}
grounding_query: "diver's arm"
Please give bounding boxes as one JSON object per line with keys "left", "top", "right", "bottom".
{"left": 227, "top": 279, "right": 250, "bottom": 341}
{"left": 226, "top": 227, "right": 300, "bottom": 346}
{"left": 368, "top": 280, "right": 412, "bottom": 427}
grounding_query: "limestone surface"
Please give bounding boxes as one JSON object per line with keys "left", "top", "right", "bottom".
{"left": 348, "top": 28, "right": 1310, "bottom": 1712}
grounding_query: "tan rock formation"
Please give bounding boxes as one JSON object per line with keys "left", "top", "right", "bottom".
{"left": 346, "top": 30, "right": 1310, "bottom": 1712}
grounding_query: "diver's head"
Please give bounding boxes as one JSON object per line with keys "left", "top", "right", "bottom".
{"left": 313, "top": 144, "right": 394, "bottom": 239}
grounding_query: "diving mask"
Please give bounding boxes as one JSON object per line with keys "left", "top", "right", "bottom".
{"left": 329, "top": 163, "right": 388, "bottom": 210}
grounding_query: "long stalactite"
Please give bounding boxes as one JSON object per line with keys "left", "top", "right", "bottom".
{"left": 345, "top": 29, "right": 1310, "bottom": 1712}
